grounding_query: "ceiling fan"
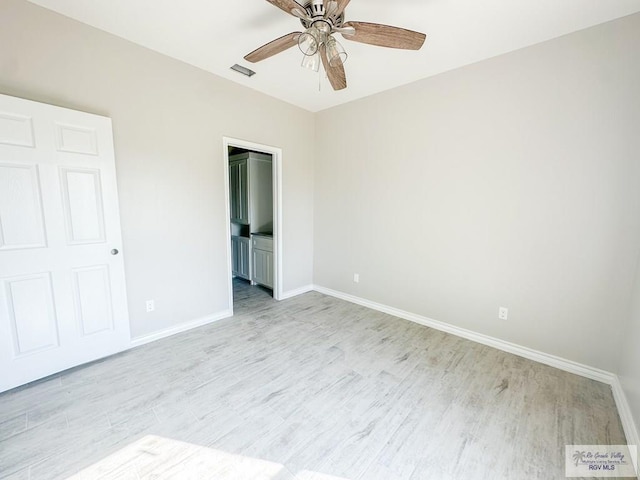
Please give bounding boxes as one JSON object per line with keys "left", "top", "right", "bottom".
{"left": 244, "top": 0, "right": 426, "bottom": 91}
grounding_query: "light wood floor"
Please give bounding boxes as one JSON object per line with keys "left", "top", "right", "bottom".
{"left": 0, "top": 279, "right": 629, "bottom": 479}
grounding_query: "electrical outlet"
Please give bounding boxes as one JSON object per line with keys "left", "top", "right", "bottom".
{"left": 146, "top": 300, "right": 155, "bottom": 313}
{"left": 353, "top": 273, "right": 360, "bottom": 283}
{"left": 498, "top": 307, "right": 508, "bottom": 320}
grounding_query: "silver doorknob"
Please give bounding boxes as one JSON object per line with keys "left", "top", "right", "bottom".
{"left": 110, "top": 249, "right": 119, "bottom": 255}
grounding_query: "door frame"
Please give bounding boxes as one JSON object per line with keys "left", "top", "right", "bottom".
{"left": 222, "top": 137, "right": 283, "bottom": 306}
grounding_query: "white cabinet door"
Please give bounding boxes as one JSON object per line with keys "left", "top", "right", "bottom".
{"left": 231, "top": 236, "right": 250, "bottom": 280}
{"left": 252, "top": 248, "right": 273, "bottom": 289}
{"left": 229, "top": 162, "right": 240, "bottom": 221}
{"left": 229, "top": 160, "right": 249, "bottom": 225}
{"left": 238, "top": 238, "right": 250, "bottom": 280}
{"left": 0, "top": 94, "right": 130, "bottom": 393}
{"left": 231, "top": 236, "right": 240, "bottom": 275}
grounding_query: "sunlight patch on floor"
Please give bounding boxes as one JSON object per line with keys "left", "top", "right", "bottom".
{"left": 66, "top": 435, "right": 351, "bottom": 480}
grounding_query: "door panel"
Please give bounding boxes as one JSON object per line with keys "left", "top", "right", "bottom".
{"left": 72, "top": 265, "right": 113, "bottom": 336}
{"left": 0, "top": 93, "right": 130, "bottom": 393}
{"left": 0, "top": 164, "right": 47, "bottom": 250}
{"left": 0, "top": 112, "right": 35, "bottom": 147}
{"left": 55, "top": 123, "right": 98, "bottom": 156}
{"left": 60, "top": 167, "right": 106, "bottom": 244}
{"left": 5, "top": 273, "right": 59, "bottom": 355}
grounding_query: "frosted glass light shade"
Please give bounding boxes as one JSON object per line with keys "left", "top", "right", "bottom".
{"left": 301, "top": 52, "right": 321, "bottom": 72}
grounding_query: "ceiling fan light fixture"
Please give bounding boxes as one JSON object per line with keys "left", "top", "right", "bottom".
{"left": 247, "top": 0, "right": 426, "bottom": 92}
{"left": 301, "top": 52, "right": 321, "bottom": 72}
{"left": 298, "top": 26, "right": 321, "bottom": 56}
{"left": 326, "top": 36, "right": 347, "bottom": 67}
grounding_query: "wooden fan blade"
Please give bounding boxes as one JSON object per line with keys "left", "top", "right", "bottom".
{"left": 320, "top": 44, "right": 347, "bottom": 91}
{"left": 342, "top": 22, "right": 426, "bottom": 50}
{"left": 334, "top": 0, "right": 350, "bottom": 17}
{"left": 244, "top": 32, "right": 302, "bottom": 63}
{"left": 324, "top": 0, "right": 338, "bottom": 18}
{"left": 266, "top": 0, "right": 305, "bottom": 17}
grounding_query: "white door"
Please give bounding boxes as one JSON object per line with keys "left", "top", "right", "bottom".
{"left": 0, "top": 94, "right": 130, "bottom": 393}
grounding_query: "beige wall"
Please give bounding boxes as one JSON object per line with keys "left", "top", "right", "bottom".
{"left": 314, "top": 13, "right": 640, "bottom": 372}
{"left": 0, "top": 0, "right": 315, "bottom": 338}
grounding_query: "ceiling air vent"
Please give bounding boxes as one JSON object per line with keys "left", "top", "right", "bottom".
{"left": 230, "top": 64, "right": 256, "bottom": 77}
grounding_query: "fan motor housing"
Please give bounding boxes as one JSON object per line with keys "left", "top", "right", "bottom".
{"left": 299, "top": 0, "right": 345, "bottom": 29}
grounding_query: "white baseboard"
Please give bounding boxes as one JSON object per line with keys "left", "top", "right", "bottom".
{"left": 313, "top": 285, "right": 614, "bottom": 383}
{"left": 130, "top": 309, "right": 233, "bottom": 348}
{"left": 313, "top": 284, "right": 640, "bottom": 449}
{"left": 612, "top": 376, "right": 640, "bottom": 457}
{"left": 129, "top": 283, "right": 315, "bottom": 350}
{"left": 280, "top": 284, "right": 314, "bottom": 300}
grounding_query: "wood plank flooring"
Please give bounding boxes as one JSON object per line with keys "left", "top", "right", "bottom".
{"left": 0, "top": 279, "right": 630, "bottom": 479}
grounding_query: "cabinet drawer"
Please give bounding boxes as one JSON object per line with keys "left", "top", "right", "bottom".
{"left": 252, "top": 235, "right": 273, "bottom": 252}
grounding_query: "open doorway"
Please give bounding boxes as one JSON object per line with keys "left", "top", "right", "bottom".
{"left": 223, "top": 138, "right": 282, "bottom": 312}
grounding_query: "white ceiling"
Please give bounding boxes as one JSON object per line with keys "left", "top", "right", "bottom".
{"left": 27, "top": 0, "right": 640, "bottom": 112}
